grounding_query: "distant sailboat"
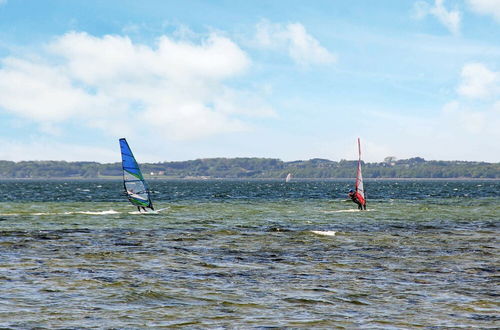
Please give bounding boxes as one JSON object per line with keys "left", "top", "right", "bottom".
{"left": 285, "top": 173, "right": 292, "bottom": 183}
{"left": 119, "top": 138, "right": 154, "bottom": 212}
{"left": 348, "top": 138, "right": 366, "bottom": 210}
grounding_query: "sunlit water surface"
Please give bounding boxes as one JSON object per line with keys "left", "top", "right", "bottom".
{"left": 0, "top": 180, "right": 498, "bottom": 328}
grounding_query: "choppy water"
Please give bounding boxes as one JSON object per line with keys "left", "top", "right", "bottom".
{"left": 0, "top": 180, "right": 498, "bottom": 328}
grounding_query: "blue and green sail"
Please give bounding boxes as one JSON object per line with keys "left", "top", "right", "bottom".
{"left": 119, "top": 138, "right": 154, "bottom": 210}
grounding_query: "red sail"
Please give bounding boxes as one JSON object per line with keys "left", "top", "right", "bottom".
{"left": 355, "top": 138, "right": 366, "bottom": 205}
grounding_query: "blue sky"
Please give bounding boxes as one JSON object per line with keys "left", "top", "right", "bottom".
{"left": 0, "top": 0, "right": 499, "bottom": 162}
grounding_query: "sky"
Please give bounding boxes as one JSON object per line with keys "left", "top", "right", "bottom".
{"left": 0, "top": 0, "right": 499, "bottom": 163}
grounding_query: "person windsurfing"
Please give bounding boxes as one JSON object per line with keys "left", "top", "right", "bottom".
{"left": 119, "top": 138, "right": 155, "bottom": 213}
{"left": 126, "top": 188, "right": 147, "bottom": 212}
{"left": 349, "top": 138, "right": 367, "bottom": 210}
{"left": 348, "top": 189, "right": 366, "bottom": 210}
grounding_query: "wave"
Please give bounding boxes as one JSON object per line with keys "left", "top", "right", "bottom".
{"left": 128, "top": 207, "right": 169, "bottom": 215}
{"left": 67, "top": 210, "right": 120, "bottom": 215}
{"left": 310, "top": 230, "right": 337, "bottom": 236}
{"left": 323, "top": 209, "right": 360, "bottom": 213}
{"left": 1, "top": 207, "right": 169, "bottom": 216}
{"left": 0, "top": 209, "right": 120, "bottom": 216}
{"left": 323, "top": 209, "right": 372, "bottom": 213}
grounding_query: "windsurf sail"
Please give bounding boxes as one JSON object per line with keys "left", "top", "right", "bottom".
{"left": 285, "top": 173, "right": 292, "bottom": 182}
{"left": 119, "top": 138, "right": 154, "bottom": 210}
{"left": 355, "top": 138, "right": 366, "bottom": 206}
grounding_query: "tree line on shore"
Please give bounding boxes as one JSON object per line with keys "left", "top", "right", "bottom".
{"left": 0, "top": 157, "right": 498, "bottom": 179}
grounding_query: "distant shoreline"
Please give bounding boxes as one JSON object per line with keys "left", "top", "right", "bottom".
{"left": 1, "top": 158, "right": 497, "bottom": 179}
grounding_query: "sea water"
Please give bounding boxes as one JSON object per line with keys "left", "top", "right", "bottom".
{"left": 0, "top": 180, "right": 498, "bottom": 328}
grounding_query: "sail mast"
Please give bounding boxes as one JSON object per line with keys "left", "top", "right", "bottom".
{"left": 358, "top": 137, "right": 361, "bottom": 163}
{"left": 355, "top": 138, "right": 365, "bottom": 205}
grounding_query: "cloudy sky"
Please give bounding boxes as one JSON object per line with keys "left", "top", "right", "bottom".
{"left": 0, "top": 0, "right": 499, "bottom": 163}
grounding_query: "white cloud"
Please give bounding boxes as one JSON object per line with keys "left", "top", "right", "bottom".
{"left": 0, "top": 57, "right": 101, "bottom": 121}
{"left": 0, "top": 31, "right": 276, "bottom": 142}
{"left": 361, "top": 61, "right": 500, "bottom": 161}
{"left": 0, "top": 139, "right": 118, "bottom": 162}
{"left": 362, "top": 102, "right": 500, "bottom": 162}
{"left": 414, "top": 0, "right": 461, "bottom": 35}
{"left": 442, "top": 101, "right": 487, "bottom": 133}
{"left": 438, "top": 64, "right": 499, "bottom": 150}
{"left": 467, "top": 0, "right": 500, "bottom": 22}
{"left": 254, "top": 20, "right": 336, "bottom": 66}
{"left": 424, "top": 64, "right": 500, "bottom": 160}
{"left": 494, "top": 100, "right": 500, "bottom": 112}
{"left": 457, "top": 63, "right": 499, "bottom": 99}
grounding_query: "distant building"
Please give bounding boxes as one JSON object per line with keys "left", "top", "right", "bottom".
{"left": 384, "top": 156, "right": 397, "bottom": 166}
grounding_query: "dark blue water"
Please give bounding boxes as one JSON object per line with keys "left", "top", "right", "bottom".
{"left": 0, "top": 179, "right": 497, "bottom": 202}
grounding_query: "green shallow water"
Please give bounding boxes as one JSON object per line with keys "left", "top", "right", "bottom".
{"left": 0, "top": 180, "right": 498, "bottom": 328}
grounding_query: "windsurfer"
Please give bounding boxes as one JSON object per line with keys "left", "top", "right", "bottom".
{"left": 120, "top": 138, "right": 155, "bottom": 212}
{"left": 348, "top": 189, "right": 366, "bottom": 210}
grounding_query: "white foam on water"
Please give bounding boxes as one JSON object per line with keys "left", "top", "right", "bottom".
{"left": 128, "top": 211, "right": 156, "bottom": 215}
{"left": 128, "top": 207, "right": 168, "bottom": 215}
{"left": 323, "top": 209, "right": 361, "bottom": 213}
{"left": 311, "top": 230, "right": 337, "bottom": 237}
{"left": 68, "top": 210, "right": 120, "bottom": 215}
{"left": 1, "top": 210, "right": 121, "bottom": 216}
{"left": 323, "top": 208, "right": 373, "bottom": 214}
{"left": 128, "top": 211, "right": 142, "bottom": 215}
